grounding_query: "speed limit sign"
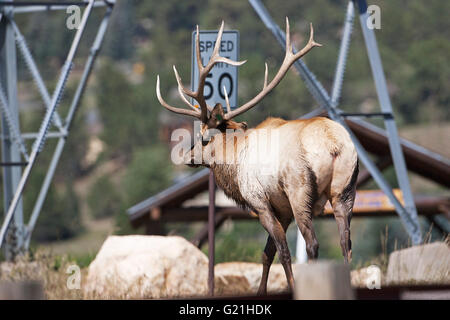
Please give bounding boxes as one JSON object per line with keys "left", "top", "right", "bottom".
{"left": 191, "top": 29, "right": 239, "bottom": 110}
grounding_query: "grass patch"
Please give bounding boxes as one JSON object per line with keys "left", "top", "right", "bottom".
{"left": 0, "top": 249, "right": 86, "bottom": 299}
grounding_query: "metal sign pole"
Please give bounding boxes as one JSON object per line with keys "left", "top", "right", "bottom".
{"left": 208, "top": 170, "right": 216, "bottom": 296}
{"left": 191, "top": 27, "right": 236, "bottom": 294}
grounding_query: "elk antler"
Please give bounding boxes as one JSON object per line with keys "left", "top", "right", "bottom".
{"left": 156, "top": 21, "right": 246, "bottom": 122}
{"left": 223, "top": 18, "right": 321, "bottom": 121}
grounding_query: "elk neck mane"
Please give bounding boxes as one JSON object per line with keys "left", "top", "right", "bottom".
{"left": 211, "top": 162, "right": 249, "bottom": 210}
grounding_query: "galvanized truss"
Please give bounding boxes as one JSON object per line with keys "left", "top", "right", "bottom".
{"left": 249, "top": 0, "right": 422, "bottom": 244}
{"left": 0, "top": 0, "right": 114, "bottom": 260}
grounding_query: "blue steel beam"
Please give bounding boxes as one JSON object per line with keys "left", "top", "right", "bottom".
{"left": 0, "top": 2, "right": 25, "bottom": 259}
{"left": 355, "top": 0, "right": 421, "bottom": 244}
{"left": 331, "top": 1, "right": 354, "bottom": 106}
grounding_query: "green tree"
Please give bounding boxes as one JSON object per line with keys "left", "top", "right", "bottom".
{"left": 96, "top": 61, "right": 161, "bottom": 158}
{"left": 87, "top": 175, "right": 121, "bottom": 219}
{"left": 114, "top": 145, "right": 173, "bottom": 234}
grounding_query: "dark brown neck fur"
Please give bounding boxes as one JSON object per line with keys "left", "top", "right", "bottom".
{"left": 208, "top": 119, "right": 249, "bottom": 209}
{"left": 211, "top": 163, "right": 249, "bottom": 210}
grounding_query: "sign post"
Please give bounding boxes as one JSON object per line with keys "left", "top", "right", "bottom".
{"left": 191, "top": 27, "right": 239, "bottom": 296}
{"left": 208, "top": 170, "right": 216, "bottom": 296}
{"left": 191, "top": 29, "right": 239, "bottom": 110}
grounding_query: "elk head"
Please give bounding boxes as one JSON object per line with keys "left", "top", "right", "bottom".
{"left": 156, "top": 18, "right": 321, "bottom": 166}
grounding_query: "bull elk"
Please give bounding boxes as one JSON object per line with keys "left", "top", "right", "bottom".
{"left": 156, "top": 19, "right": 358, "bottom": 295}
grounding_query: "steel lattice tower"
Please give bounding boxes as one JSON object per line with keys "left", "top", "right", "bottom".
{"left": 0, "top": 0, "right": 114, "bottom": 260}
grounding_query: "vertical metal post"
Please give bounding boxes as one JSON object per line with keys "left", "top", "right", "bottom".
{"left": 0, "top": 3, "right": 24, "bottom": 260}
{"left": 355, "top": 0, "right": 421, "bottom": 244}
{"left": 208, "top": 170, "right": 216, "bottom": 296}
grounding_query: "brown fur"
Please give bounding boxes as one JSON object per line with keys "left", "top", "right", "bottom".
{"left": 256, "top": 117, "right": 288, "bottom": 129}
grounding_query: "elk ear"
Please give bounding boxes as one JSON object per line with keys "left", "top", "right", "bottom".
{"left": 207, "top": 103, "right": 225, "bottom": 128}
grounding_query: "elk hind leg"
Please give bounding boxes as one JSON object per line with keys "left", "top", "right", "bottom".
{"left": 331, "top": 161, "right": 358, "bottom": 263}
{"left": 289, "top": 187, "right": 321, "bottom": 260}
{"left": 331, "top": 197, "right": 353, "bottom": 263}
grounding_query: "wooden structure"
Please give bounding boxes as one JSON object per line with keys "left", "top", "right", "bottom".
{"left": 127, "top": 111, "right": 450, "bottom": 246}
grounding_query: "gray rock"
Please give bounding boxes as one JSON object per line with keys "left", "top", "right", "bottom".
{"left": 386, "top": 242, "right": 450, "bottom": 285}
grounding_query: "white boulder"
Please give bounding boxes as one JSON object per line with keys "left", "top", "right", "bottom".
{"left": 84, "top": 235, "right": 208, "bottom": 299}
